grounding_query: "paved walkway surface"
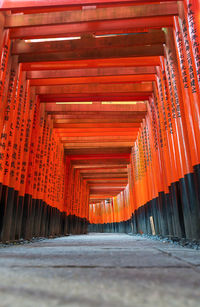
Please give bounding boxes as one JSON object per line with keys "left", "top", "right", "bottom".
{"left": 0, "top": 233, "right": 200, "bottom": 307}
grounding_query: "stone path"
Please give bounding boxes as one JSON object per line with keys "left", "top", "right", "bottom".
{"left": 0, "top": 233, "right": 200, "bottom": 307}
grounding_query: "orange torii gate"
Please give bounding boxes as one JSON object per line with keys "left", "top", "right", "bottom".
{"left": 0, "top": 0, "right": 200, "bottom": 242}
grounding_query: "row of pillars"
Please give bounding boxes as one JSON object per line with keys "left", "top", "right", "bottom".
{"left": 89, "top": 1, "right": 200, "bottom": 241}
{"left": 0, "top": 17, "right": 68, "bottom": 242}
{"left": 0, "top": 184, "right": 89, "bottom": 243}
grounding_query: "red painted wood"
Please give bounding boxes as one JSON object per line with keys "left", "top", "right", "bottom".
{"left": 0, "top": 0, "right": 181, "bottom": 12}
{"left": 10, "top": 16, "right": 173, "bottom": 39}
{"left": 26, "top": 67, "right": 157, "bottom": 79}
{"left": 30, "top": 74, "right": 155, "bottom": 86}
{"left": 22, "top": 56, "right": 161, "bottom": 70}
{"left": 13, "top": 31, "right": 165, "bottom": 55}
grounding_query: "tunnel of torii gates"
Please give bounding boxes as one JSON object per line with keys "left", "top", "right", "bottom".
{"left": 0, "top": 0, "right": 200, "bottom": 243}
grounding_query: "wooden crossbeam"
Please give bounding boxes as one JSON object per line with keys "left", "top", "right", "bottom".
{"left": 89, "top": 200, "right": 110, "bottom": 204}
{"left": 90, "top": 187, "right": 126, "bottom": 190}
{"left": 56, "top": 127, "right": 139, "bottom": 131}
{"left": 83, "top": 174, "right": 128, "bottom": 179}
{"left": 89, "top": 195, "right": 115, "bottom": 200}
{"left": 10, "top": 17, "right": 173, "bottom": 39}
{"left": 26, "top": 67, "right": 157, "bottom": 79}
{"left": 44, "top": 102, "right": 146, "bottom": 111}
{"left": 60, "top": 136, "right": 137, "bottom": 142}
{"left": 40, "top": 93, "right": 151, "bottom": 102}
{"left": 62, "top": 138, "right": 135, "bottom": 142}
{"left": 6, "top": 3, "right": 177, "bottom": 28}
{"left": 19, "top": 45, "right": 163, "bottom": 63}
{"left": 72, "top": 162, "right": 129, "bottom": 168}
{"left": 69, "top": 154, "right": 130, "bottom": 160}
{"left": 79, "top": 166, "right": 127, "bottom": 170}
{"left": 89, "top": 195, "right": 114, "bottom": 200}
{"left": 48, "top": 111, "right": 146, "bottom": 118}
{"left": 30, "top": 74, "right": 155, "bottom": 86}
{"left": 53, "top": 117, "right": 143, "bottom": 123}
{"left": 0, "top": 0, "right": 180, "bottom": 12}
{"left": 89, "top": 199, "right": 109, "bottom": 203}
{"left": 89, "top": 184, "right": 127, "bottom": 188}
{"left": 86, "top": 178, "right": 128, "bottom": 182}
{"left": 56, "top": 128, "right": 139, "bottom": 133}
{"left": 54, "top": 123, "right": 141, "bottom": 128}
{"left": 22, "top": 56, "right": 161, "bottom": 71}
{"left": 74, "top": 164, "right": 129, "bottom": 168}
{"left": 63, "top": 142, "right": 135, "bottom": 148}
{"left": 80, "top": 168, "right": 128, "bottom": 173}
{"left": 57, "top": 131, "right": 138, "bottom": 136}
{"left": 65, "top": 148, "right": 131, "bottom": 155}
{"left": 90, "top": 189, "right": 124, "bottom": 194}
{"left": 88, "top": 178, "right": 128, "bottom": 181}
{"left": 13, "top": 31, "right": 165, "bottom": 55}
{"left": 36, "top": 83, "right": 153, "bottom": 94}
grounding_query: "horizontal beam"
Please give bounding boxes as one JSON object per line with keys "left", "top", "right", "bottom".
{"left": 26, "top": 66, "right": 157, "bottom": 79}
{"left": 49, "top": 110, "right": 146, "bottom": 116}
{"left": 54, "top": 123, "right": 141, "bottom": 128}
{"left": 90, "top": 190, "right": 126, "bottom": 193}
{"left": 73, "top": 159, "right": 129, "bottom": 168}
{"left": 44, "top": 102, "right": 146, "bottom": 111}
{"left": 40, "top": 93, "right": 151, "bottom": 102}
{"left": 72, "top": 162, "right": 129, "bottom": 168}
{"left": 89, "top": 197, "right": 115, "bottom": 201}
{"left": 87, "top": 178, "right": 128, "bottom": 182}
{"left": 30, "top": 74, "right": 155, "bottom": 86}
{"left": 56, "top": 127, "right": 139, "bottom": 132}
{"left": 88, "top": 182, "right": 127, "bottom": 184}
{"left": 68, "top": 153, "right": 130, "bottom": 160}
{"left": 84, "top": 171, "right": 128, "bottom": 175}
{"left": 22, "top": 56, "right": 161, "bottom": 70}
{"left": 13, "top": 31, "right": 165, "bottom": 55}
{"left": 53, "top": 117, "right": 144, "bottom": 123}
{"left": 73, "top": 164, "right": 129, "bottom": 168}
{"left": 90, "top": 189, "right": 124, "bottom": 194}
{"left": 19, "top": 44, "right": 163, "bottom": 63}
{"left": 58, "top": 131, "right": 138, "bottom": 135}
{"left": 65, "top": 148, "right": 131, "bottom": 154}
{"left": 89, "top": 202, "right": 112, "bottom": 204}
{"left": 10, "top": 16, "right": 173, "bottom": 39}
{"left": 89, "top": 195, "right": 114, "bottom": 199}
{"left": 36, "top": 82, "right": 153, "bottom": 94}
{"left": 63, "top": 142, "right": 135, "bottom": 148}
{"left": 61, "top": 136, "right": 137, "bottom": 142}
{"left": 48, "top": 111, "right": 146, "bottom": 119}
{"left": 89, "top": 185, "right": 127, "bottom": 189}
{"left": 89, "top": 186, "right": 126, "bottom": 190}
{"left": 87, "top": 177, "right": 128, "bottom": 180}
{"left": 0, "top": 0, "right": 180, "bottom": 12}
{"left": 90, "top": 187, "right": 125, "bottom": 190}
{"left": 58, "top": 131, "right": 138, "bottom": 136}
{"left": 62, "top": 138, "right": 136, "bottom": 142}
{"left": 62, "top": 140, "right": 135, "bottom": 144}
{"left": 6, "top": 3, "right": 177, "bottom": 28}
{"left": 57, "top": 132, "right": 138, "bottom": 136}
{"left": 80, "top": 168, "right": 127, "bottom": 173}
{"left": 78, "top": 166, "right": 127, "bottom": 171}
{"left": 88, "top": 179, "right": 127, "bottom": 183}
{"left": 89, "top": 200, "right": 109, "bottom": 203}
{"left": 89, "top": 201, "right": 111, "bottom": 203}
{"left": 84, "top": 174, "right": 128, "bottom": 178}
